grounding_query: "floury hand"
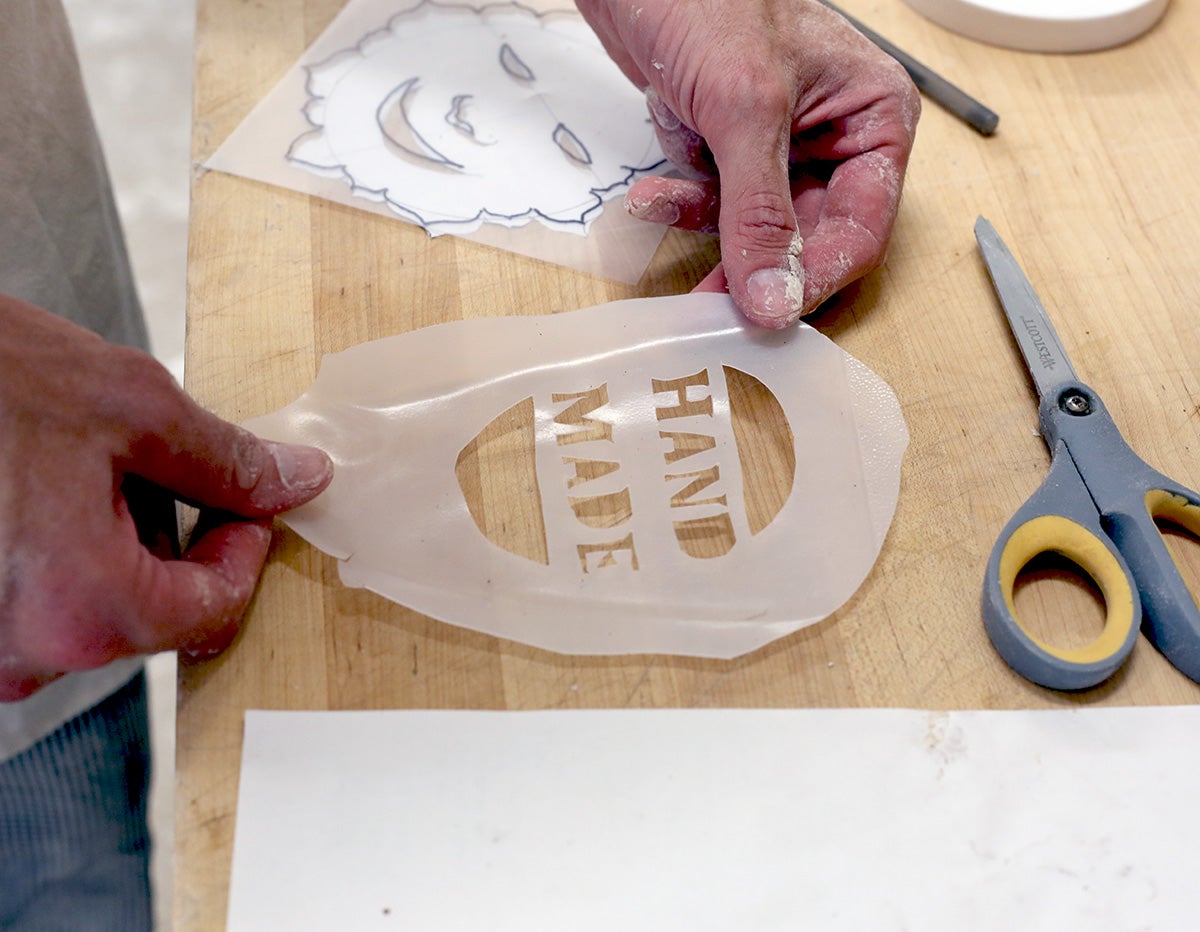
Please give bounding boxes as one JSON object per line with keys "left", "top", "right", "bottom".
{"left": 577, "top": 0, "right": 920, "bottom": 328}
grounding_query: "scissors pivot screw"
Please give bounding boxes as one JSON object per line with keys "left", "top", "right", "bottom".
{"left": 1060, "top": 391, "right": 1091, "bottom": 416}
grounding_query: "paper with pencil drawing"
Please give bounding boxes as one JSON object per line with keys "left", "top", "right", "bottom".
{"left": 206, "top": 0, "right": 670, "bottom": 282}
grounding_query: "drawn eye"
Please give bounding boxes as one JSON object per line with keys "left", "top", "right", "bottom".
{"left": 499, "top": 43, "right": 535, "bottom": 81}
{"left": 552, "top": 123, "right": 592, "bottom": 166}
{"left": 495, "top": 42, "right": 591, "bottom": 166}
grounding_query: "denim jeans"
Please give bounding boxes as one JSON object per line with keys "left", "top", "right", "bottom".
{"left": 0, "top": 673, "right": 152, "bottom": 930}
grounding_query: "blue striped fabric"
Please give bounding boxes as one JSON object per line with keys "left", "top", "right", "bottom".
{"left": 0, "top": 673, "right": 152, "bottom": 930}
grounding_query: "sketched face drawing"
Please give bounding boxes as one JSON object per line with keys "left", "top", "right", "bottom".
{"left": 287, "top": 1, "right": 665, "bottom": 235}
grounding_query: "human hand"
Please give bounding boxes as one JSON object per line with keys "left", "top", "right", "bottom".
{"left": 577, "top": 0, "right": 920, "bottom": 328}
{"left": 0, "top": 296, "right": 333, "bottom": 700}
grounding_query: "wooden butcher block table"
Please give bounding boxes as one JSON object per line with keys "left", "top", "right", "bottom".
{"left": 177, "top": 0, "right": 1200, "bottom": 926}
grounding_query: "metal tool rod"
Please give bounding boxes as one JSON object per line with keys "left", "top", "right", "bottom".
{"left": 818, "top": 0, "right": 1000, "bottom": 136}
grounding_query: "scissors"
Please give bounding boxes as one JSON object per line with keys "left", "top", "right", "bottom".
{"left": 976, "top": 216, "right": 1200, "bottom": 690}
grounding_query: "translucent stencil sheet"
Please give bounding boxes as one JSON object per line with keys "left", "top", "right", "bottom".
{"left": 244, "top": 293, "right": 909, "bottom": 658}
{"left": 206, "top": 0, "right": 669, "bottom": 283}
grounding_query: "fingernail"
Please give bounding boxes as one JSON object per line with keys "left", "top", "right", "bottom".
{"left": 232, "top": 429, "right": 265, "bottom": 490}
{"left": 625, "top": 191, "right": 680, "bottom": 225}
{"left": 746, "top": 268, "right": 805, "bottom": 327}
{"left": 267, "top": 441, "right": 333, "bottom": 493}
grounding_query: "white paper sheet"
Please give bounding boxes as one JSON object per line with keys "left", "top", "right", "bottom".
{"left": 229, "top": 706, "right": 1200, "bottom": 930}
{"left": 206, "top": 0, "right": 670, "bottom": 283}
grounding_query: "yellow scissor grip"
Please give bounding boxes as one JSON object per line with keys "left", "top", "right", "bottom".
{"left": 997, "top": 514, "right": 1137, "bottom": 663}
{"left": 1145, "top": 490, "right": 1200, "bottom": 610}
{"left": 1146, "top": 489, "right": 1200, "bottom": 535}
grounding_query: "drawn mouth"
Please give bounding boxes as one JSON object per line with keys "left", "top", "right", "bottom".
{"left": 376, "top": 76, "right": 464, "bottom": 170}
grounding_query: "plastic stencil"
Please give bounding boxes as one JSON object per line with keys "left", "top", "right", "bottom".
{"left": 244, "top": 293, "right": 909, "bottom": 658}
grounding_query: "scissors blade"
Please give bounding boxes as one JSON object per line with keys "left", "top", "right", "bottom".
{"left": 974, "top": 217, "right": 1077, "bottom": 399}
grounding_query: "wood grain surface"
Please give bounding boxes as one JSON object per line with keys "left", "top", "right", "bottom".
{"left": 177, "top": 1, "right": 1200, "bottom": 926}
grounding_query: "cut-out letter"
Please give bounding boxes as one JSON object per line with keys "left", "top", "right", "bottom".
{"left": 562, "top": 457, "right": 621, "bottom": 490}
{"left": 578, "top": 534, "right": 640, "bottom": 572}
{"left": 673, "top": 514, "right": 737, "bottom": 560}
{"left": 666, "top": 465, "right": 727, "bottom": 510}
{"left": 553, "top": 386, "right": 612, "bottom": 445}
{"left": 568, "top": 488, "right": 634, "bottom": 529}
{"left": 653, "top": 370, "right": 713, "bottom": 421}
{"left": 660, "top": 430, "right": 717, "bottom": 465}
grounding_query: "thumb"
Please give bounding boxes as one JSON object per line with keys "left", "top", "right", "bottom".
{"left": 708, "top": 120, "right": 806, "bottom": 329}
{"left": 121, "top": 383, "right": 333, "bottom": 517}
